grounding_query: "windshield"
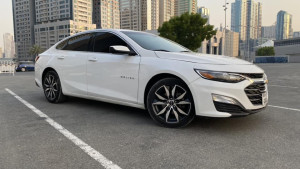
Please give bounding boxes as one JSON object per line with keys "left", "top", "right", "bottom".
{"left": 121, "top": 31, "right": 190, "bottom": 53}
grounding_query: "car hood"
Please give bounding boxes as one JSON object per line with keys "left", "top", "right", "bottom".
{"left": 155, "top": 52, "right": 252, "bottom": 65}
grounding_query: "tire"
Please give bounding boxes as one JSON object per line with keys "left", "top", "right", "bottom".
{"left": 21, "top": 67, "right": 26, "bottom": 72}
{"left": 42, "top": 70, "right": 66, "bottom": 103}
{"left": 147, "top": 78, "right": 195, "bottom": 128}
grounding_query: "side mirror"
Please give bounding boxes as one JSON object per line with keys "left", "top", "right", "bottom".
{"left": 109, "top": 45, "right": 136, "bottom": 56}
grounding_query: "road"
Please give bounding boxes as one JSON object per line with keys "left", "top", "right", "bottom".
{"left": 0, "top": 64, "right": 299, "bottom": 169}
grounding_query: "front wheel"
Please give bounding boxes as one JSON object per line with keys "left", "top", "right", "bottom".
{"left": 147, "top": 78, "right": 195, "bottom": 128}
{"left": 42, "top": 70, "right": 66, "bottom": 103}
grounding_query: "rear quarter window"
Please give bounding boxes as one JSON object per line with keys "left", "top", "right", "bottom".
{"left": 56, "top": 39, "right": 68, "bottom": 50}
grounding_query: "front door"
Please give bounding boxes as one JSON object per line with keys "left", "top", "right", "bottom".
{"left": 86, "top": 32, "right": 140, "bottom": 103}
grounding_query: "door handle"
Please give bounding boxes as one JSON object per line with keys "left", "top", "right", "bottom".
{"left": 88, "top": 57, "right": 98, "bottom": 62}
{"left": 57, "top": 56, "right": 65, "bottom": 59}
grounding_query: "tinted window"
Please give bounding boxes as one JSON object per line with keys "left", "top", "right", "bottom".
{"left": 61, "top": 33, "right": 92, "bottom": 51}
{"left": 93, "top": 33, "right": 127, "bottom": 53}
{"left": 121, "top": 31, "right": 189, "bottom": 52}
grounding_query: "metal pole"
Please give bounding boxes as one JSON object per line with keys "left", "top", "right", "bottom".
{"left": 223, "top": 0, "right": 229, "bottom": 56}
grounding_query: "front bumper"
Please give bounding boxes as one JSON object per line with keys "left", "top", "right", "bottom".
{"left": 213, "top": 101, "right": 266, "bottom": 117}
{"left": 188, "top": 76, "right": 268, "bottom": 118}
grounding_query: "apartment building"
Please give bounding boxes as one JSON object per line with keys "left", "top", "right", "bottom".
{"left": 175, "top": 0, "right": 197, "bottom": 16}
{"left": 151, "top": 0, "right": 159, "bottom": 30}
{"left": 120, "top": 0, "right": 152, "bottom": 31}
{"left": 34, "top": 0, "right": 96, "bottom": 50}
{"left": 12, "top": 0, "right": 36, "bottom": 61}
{"left": 159, "top": 0, "right": 175, "bottom": 27}
{"left": 120, "top": 0, "right": 141, "bottom": 31}
{"left": 141, "top": 0, "right": 151, "bottom": 30}
{"left": 93, "top": 0, "right": 120, "bottom": 29}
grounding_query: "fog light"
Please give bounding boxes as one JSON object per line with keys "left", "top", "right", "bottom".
{"left": 212, "top": 94, "right": 240, "bottom": 105}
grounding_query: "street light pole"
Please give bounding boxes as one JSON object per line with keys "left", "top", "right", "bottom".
{"left": 223, "top": 0, "right": 229, "bottom": 56}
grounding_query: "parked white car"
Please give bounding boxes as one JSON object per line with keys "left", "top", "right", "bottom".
{"left": 35, "top": 29, "right": 268, "bottom": 127}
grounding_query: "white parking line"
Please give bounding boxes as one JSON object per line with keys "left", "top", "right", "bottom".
{"left": 269, "top": 105, "right": 300, "bottom": 112}
{"left": 268, "top": 85, "right": 299, "bottom": 89}
{"left": 5, "top": 88, "right": 121, "bottom": 169}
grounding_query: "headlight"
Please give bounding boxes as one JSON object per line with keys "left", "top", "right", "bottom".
{"left": 194, "top": 69, "right": 246, "bottom": 83}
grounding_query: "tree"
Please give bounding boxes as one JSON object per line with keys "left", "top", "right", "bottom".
{"left": 256, "top": 47, "right": 275, "bottom": 56}
{"left": 29, "top": 45, "right": 44, "bottom": 57}
{"left": 158, "top": 12, "right": 216, "bottom": 51}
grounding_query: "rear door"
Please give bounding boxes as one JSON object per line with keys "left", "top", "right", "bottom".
{"left": 86, "top": 32, "right": 140, "bottom": 103}
{"left": 55, "top": 33, "right": 93, "bottom": 96}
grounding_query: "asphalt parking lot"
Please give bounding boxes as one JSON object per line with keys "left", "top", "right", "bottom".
{"left": 0, "top": 64, "right": 299, "bottom": 169}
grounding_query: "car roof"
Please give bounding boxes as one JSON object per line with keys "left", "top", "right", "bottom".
{"left": 52, "top": 29, "right": 152, "bottom": 49}
{"left": 71, "top": 29, "right": 140, "bottom": 35}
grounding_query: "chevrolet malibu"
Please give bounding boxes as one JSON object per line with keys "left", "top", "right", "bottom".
{"left": 35, "top": 29, "right": 268, "bottom": 127}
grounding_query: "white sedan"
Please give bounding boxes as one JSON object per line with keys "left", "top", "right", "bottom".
{"left": 35, "top": 29, "right": 268, "bottom": 127}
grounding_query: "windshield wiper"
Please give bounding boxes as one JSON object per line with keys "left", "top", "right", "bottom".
{"left": 180, "top": 51, "right": 190, "bottom": 53}
{"left": 154, "top": 49, "right": 170, "bottom": 52}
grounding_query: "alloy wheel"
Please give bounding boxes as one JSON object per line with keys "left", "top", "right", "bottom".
{"left": 44, "top": 74, "right": 59, "bottom": 101}
{"left": 152, "top": 85, "right": 192, "bottom": 124}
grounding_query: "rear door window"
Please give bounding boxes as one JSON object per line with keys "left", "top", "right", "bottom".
{"left": 57, "top": 33, "right": 93, "bottom": 51}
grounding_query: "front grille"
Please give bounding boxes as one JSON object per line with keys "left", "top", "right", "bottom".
{"left": 240, "top": 73, "right": 264, "bottom": 79}
{"left": 214, "top": 102, "right": 245, "bottom": 113}
{"left": 245, "top": 83, "right": 266, "bottom": 105}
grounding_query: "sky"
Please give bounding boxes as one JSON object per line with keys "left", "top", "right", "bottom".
{"left": 0, "top": 0, "right": 299, "bottom": 49}
{"left": 198, "top": 0, "right": 300, "bottom": 30}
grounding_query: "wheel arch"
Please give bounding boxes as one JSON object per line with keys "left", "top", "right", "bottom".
{"left": 42, "top": 67, "right": 57, "bottom": 82}
{"left": 143, "top": 73, "right": 193, "bottom": 109}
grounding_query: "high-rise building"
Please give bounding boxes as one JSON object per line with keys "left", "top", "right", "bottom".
{"left": 262, "top": 24, "right": 276, "bottom": 39}
{"left": 175, "top": 0, "right": 197, "bottom": 16}
{"left": 231, "top": 0, "right": 262, "bottom": 60}
{"left": 120, "top": 0, "right": 152, "bottom": 31}
{"left": 141, "top": 0, "right": 152, "bottom": 31}
{"left": 93, "top": 0, "right": 120, "bottom": 29}
{"left": 151, "top": 0, "right": 159, "bottom": 30}
{"left": 197, "top": 7, "right": 210, "bottom": 24}
{"left": 34, "top": 0, "right": 96, "bottom": 50}
{"left": 259, "top": 24, "right": 276, "bottom": 46}
{"left": 120, "top": 0, "right": 141, "bottom": 30}
{"left": 276, "top": 11, "right": 293, "bottom": 40}
{"left": 159, "top": 0, "right": 175, "bottom": 27}
{"left": 3, "top": 33, "right": 16, "bottom": 59}
{"left": 12, "top": 0, "right": 36, "bottom": 61}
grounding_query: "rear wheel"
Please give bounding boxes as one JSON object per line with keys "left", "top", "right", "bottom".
{"left": 42, "top": 70, "right": 66, "bottom": 103}
{"left": 147, "top": 78, "right": 195, "bottom": 128}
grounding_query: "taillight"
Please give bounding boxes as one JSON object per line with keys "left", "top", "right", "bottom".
{"left": 35, "top": 55, "right": 40, "bottom": 62}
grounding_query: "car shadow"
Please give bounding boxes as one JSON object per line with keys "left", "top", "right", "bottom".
{"left": 64, "top": 96, "right": 267, "bottom": 132}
